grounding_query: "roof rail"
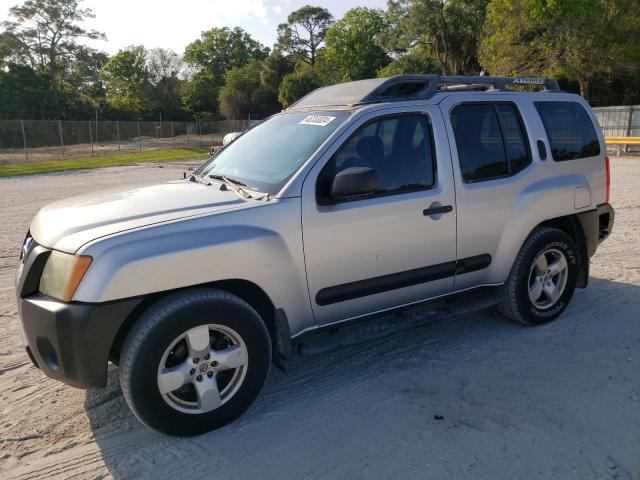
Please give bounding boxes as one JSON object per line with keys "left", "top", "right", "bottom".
{"left": 287, "top": 74, "right": 561, "bottom": 110}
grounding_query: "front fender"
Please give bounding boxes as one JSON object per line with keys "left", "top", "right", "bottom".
{"left": 73, "top": 199, "right": 315, "bottom": 336}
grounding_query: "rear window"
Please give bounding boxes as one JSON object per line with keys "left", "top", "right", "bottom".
{"left": 534, "top": 101, "right": 600, "bottom": 161}
{"left": 450, "top": 102, "right": 531, "bottom": 183}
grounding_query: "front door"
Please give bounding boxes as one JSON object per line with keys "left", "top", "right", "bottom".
{"left": 301, "top": 107, "right": 457, "bottom": 326}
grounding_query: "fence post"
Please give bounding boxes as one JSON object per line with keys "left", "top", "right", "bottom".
{"left": 187, "top": 123, "right": 190, "bottom": 146}
{"left": 58, "top": 120, "right": 65, "bottom": 159}
{"left": 20, "top": 119, "right": 28, "bottom": 163}
{"left": 116, "top": 121, "right": 121, "bottom": 152}
{"left": 156, "top": 121, "right": 160, "bottom": 150}
{"left": 171, "top": 121, "right": 174, "bottom": 147}
{"left": 198, "top": 121, "right": 202, "bottom": 147}
{"left": 89, "top": 121, "right": 94, "bottom": 156}
{"left": 626, "top": 106, "right": 634, "bottom": 154}
{"left": 137, "top": 121, "right": 142, "bottom": 152}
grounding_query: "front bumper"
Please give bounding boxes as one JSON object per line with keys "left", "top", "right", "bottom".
{"left": 18, "top": 294, "right": 141, "bottom": 388}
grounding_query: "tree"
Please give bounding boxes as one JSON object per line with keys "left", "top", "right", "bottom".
{"left": 260, "top": 49, "right": 295, "bottom": 94}
{"left": 377, "top": 47, "right": 440, "bottom": 77}
{"left": 218, "top": 53, "right": 292, "bottom": 119}
{"left": 322, "top": 8, "right": 391, "bottom": 82}
{"left": 145, "top": 48, "right": 187, "bottom": 120}
{"left": 147, "top": 48, "right": 184, "bottom": 85}
{"left": 184, "top": 27, "right": 268, "bottom": 85}
{"left": 100, "top": 46, "right": 152, "bottom": 119}
{"left": 2, "top": 0, "right": 105, "bottom": 114}
{"left": 278, "top": 70, "right": 323, "bottom": 108}
{"left": 183, "top": 27, "right": 269, "bottom": 117}
{"left": 380, "top": 0, "right": 487, "bottom": 75}
{"left": 479, "top": 0, "right": 640, "bottom": 99}
{"left": 277, "top": 6, "right": 333, "bottom": 66}
{"left": 64, "top": 46, "right": 108, "bottom": 117}
{"left": 0, "top": 64, "right": 54, "bottom": 118}
{"left": 218, "top": 61, "right": 259, "bottom": 119}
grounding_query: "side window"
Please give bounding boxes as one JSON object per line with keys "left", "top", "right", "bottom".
{"left": 534, "top": 101, "right": 600, "bottom": 161}
{"left": 451, "top": 103, "right": 532, "bottom": 183}
{"left": 318, "top": 114, "right": 436, "bottom": 201}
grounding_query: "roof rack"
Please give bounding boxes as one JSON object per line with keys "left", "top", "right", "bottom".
{"left": 287, "top": 74, "right": 561, "bottom": 110}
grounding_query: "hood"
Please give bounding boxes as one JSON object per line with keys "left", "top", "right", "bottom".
{"left": 30, "top": 180, "right": 248, "bottom": 253}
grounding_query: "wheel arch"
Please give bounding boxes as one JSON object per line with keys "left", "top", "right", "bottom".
{"left": 109, "top": 279, "right": 291, "bottom": 370}
{"left": 532, "top": 214, "right": 589, "bottom": 288}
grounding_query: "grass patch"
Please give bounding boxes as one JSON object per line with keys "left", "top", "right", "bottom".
{"left": 0, "top": 148, "right": 207, "bottom": 177}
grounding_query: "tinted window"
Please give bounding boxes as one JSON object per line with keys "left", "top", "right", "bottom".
{"left": 319, "top": 114, "right": 436, "bottom": 201}
{"left": 496, "top": 104, "right": 530, "bottom": 174}
{"left": 451, "top": 103, "right": 531, "bottom": 183}
{"left": 534, "top": 101, "right": 600, "bottom": 161}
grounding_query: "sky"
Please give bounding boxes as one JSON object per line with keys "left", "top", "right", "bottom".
{"left": 0, "top": 0, "right": 388, "bottom": 54}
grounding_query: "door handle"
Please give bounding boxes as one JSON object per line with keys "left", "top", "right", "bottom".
{"left": 423, "top": 204, "right": 453, "bottom": 216}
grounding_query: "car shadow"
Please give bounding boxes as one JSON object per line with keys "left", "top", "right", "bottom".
{"left": 84, "top": 277, "right": 640, "bottom": 479}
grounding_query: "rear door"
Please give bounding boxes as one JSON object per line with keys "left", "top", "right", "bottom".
{"left": 300, "top": 106, "right": 457, "bottom": 326}
{"left": 439, "top": 94, "right": 547, "bottom": 290}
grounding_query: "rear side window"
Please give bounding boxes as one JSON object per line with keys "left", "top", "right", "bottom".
{"left": 450, "top": 103, "right": 531, "bottom": 183}
{"left": 534, "top": 101, "right": 600, "bottom": 161}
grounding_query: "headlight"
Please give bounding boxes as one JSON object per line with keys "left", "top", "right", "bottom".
{"left": 39, "top": 251, "right": 93, "bottom": 302}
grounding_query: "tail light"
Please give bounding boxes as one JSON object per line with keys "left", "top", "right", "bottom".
{"left": 605, "top": 156, "right": 611, "bottom": 203}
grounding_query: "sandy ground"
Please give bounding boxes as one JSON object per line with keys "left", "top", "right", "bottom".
{"left": 0, "top": 159, "right": 639, "bottom": 480}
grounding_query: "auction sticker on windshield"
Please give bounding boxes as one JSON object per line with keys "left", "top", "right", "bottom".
{"left": 300, "top": 115, "right": 336, "bottom": 126}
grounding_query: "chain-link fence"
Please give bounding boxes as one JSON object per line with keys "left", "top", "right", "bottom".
{"left": 592, "top": 105, "right": 640, "bottom": 153}
{"left": 0, "top": 119, "right": 250, "bottom": 164}
{"left": 2, "top": 107, "right": 638, "bottom": 164}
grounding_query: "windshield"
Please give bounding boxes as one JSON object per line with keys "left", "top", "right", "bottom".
{"left": 195, "top": 110, "right": 351, "bottom": 194}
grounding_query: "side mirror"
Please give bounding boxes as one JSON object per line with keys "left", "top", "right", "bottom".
{"left": 330, "top": 166, "right": 379, "bottom": 200}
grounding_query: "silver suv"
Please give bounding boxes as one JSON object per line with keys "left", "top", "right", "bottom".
{"left": 16, "top": 75, "right": 615, "bottom": 436}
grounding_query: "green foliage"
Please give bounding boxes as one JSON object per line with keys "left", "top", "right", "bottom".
{"left": 218, "top": 61, "right": 261, "bottom": 119}
{"left": 0, "top": 63, "right": 54, "bottom": 118}
{"left": 100, "top": 46, "right": 152, "bottom": 119}
{"left": 480, "top": 0, "right": 640, "bottom": 100}
{"left": 219, "top": 53, "right": 292, "bottom": 118}
{"left": 277, "top": 5, "right": 333, "bottom": 66}
{"left": 2, "top": 0, "right": 640, "bottom": 121}
{"left": 183, "top": 27, "right": 269, "bottom": 117}
{"left": 260, "top": 49, "right": 295, "bottom": 93}
{"left": 278, "top": 70, "right": 324, "bottom": 108}
{"left": 322, "top": 8, "right": 391, "bottom": 82}
{"left": 380, "top": 0, "right": 486, "bottom": 75}
{"left": 2, "top": 0, "right": 105, "bottom": 115}
{"left": 184, "top": 27, "right": 269, "bottom": 85}
{"left": 377, "top": 48, "right": 440, "bottom": 77}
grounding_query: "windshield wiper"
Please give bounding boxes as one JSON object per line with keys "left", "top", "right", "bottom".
{"left": 209, "top": 174, "right": 251, "bottom": 199}
{"left": 209, "top": 174, "right": 246, "bottom": 187}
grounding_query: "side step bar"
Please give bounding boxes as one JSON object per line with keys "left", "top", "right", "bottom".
{"left": 295, "top": 287, "right": 502, "bottom": 357}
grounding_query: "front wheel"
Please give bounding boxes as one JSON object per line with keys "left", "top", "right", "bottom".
{"left": 499, "top": 227, "right": 578, "bottom": 325}
{"left": 119, "top": 288, "right": 271, "bottom": 436}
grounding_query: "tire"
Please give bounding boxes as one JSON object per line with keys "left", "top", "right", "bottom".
{"left": 499, "top": 227, "right": 578, "bottom": 326}
{"left": 119, "top": 288, "right": 271, "bottom": 436}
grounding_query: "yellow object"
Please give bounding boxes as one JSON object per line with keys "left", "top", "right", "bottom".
{"left": 605, "top": 137, "right": 640, "bottom": 145}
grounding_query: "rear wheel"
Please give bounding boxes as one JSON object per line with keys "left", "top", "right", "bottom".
{"left": 499, "top": 227, "right": 578, "bottom": 325}
{"left": 119, "top": 288, "right": 271, "bottom": 436}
